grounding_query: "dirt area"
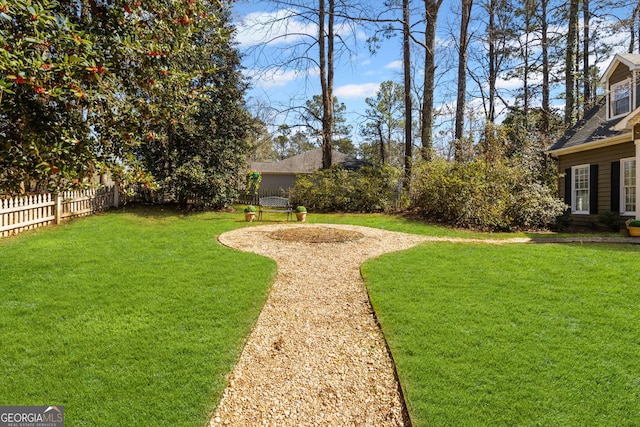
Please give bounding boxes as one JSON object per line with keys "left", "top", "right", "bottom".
{"left": 268, "top": 226, "right": 365, "bottom": 243}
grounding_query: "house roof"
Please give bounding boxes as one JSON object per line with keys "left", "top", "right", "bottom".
{"left": 251, "top": 148, "right": 366, "bottom": 174}
{"left": 547, "top": 97, "right": 629, "bottom": 155}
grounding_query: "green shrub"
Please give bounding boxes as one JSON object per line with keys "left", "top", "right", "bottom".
{"left": 628, "top": 219, "right": 640, "bottom": 227}
{"left": 598, "top": 211, "right": 621, "bottom": 231}
{"left": 291, "top": 165, "right": 401, "bottom": 213}
{"left": 410, "top": 159, "right": 566, "bottom": 231}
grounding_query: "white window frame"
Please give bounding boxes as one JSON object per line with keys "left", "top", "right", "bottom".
{"left": 621, "top": 157, "right": 636, "bottom": 216}
{"left": 572, "top": 164, "right": 590, "bottom": 214}
{"left": 610, "top": 79, "right": 631, "bottom": 119}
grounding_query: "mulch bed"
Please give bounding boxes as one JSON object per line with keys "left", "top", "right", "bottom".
{"left": 268, "top": 227, "right": 365, "bottom": 243}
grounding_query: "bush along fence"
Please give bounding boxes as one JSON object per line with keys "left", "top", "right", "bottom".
{"left": 0, "top": 186, "right": 119, "bottom": 238}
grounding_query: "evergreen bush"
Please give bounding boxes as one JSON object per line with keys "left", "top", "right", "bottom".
{"left": 411, "top": 159, "right": 566, "bottom": 231}
{"left": 291, "top": 165, "right": 401, "bottom": 212}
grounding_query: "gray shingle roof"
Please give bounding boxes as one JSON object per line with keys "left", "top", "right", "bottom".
{"left": 251, "top": 149, "right": 366, "bottom": 174}
{"left": 548, "top": 97, "right": 627, "bottom": 153}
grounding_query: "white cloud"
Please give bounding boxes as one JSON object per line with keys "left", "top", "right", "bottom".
{"left": 385, "top": 60, "right": 403, "bottom": 70}
{"left": 235, "top": 9, "right": 365, "bottom": 48}
{"left": 235, "top": 10, "right": 317, "bottom": 47}
{"left": 247, "top": 69, "right": 301, "bottom": 89}
{"left": 335, "top": 83, "right": 380, "bottom": 99}
{"left": 495, "top": 76, "right": 525, "bottom": 91}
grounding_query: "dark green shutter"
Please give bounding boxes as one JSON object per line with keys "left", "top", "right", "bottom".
{"left": 589, "top": 164, "right": 599, "bottom": 214}
{"left": 611, "top": 161, "right": 621, "bottom": 213}
{"left": 564, "top": 168, "right": 572, "bottom": 208}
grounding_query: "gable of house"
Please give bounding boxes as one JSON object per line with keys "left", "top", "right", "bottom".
{"left": 549, "top": 54, "right": 640, "bottom": 223}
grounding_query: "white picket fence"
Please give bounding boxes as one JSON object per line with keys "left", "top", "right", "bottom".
{"left": 0, "top": 186, "right": 119, "bottom": 238}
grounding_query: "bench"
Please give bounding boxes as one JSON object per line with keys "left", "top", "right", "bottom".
{"left": 258, "top": 196, "right": 293, "bottom": 221}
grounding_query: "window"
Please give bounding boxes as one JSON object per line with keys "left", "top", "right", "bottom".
{"left": 572, "top": 165, "right": 590, "bottom": 214}
{"left": 611, "top": 80, "right": 631, "bottom": 117}
{"left": 621, "top": 158, "right": 636, "bottom": 215}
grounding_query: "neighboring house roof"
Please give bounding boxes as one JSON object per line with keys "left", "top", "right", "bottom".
{"left": 547, "top": 97, "right": 629, "bottom": 155}
{"left": 251, "top": 149, "right": 366, "bottom": 174}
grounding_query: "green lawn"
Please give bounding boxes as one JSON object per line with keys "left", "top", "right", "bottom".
{"left": 2, "top": 207, "right": 639, "bottom": 426}
{"left": 301, "top": 211, "right": 528, "bottom": 239}
{"left": 0, "top": 206, "right": 275, "bottom": 426}
{"left": 363, "top": 242, "right": 640, "bottom": 426}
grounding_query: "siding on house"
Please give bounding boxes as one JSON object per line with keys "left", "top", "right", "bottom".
{"left": 609, "top": 62, "right": 631, "bottom": 87}
{"left": 558, "top": 141, "right": 636, "bottom": 224}
{"left": 551, "top": 54, "right": 640, "bottom": 226}
{"left": 259, "top": 174, "right": 297, "bottom": 194}
{"left": 249, "top": 149, "right": 368, "bottom": 195}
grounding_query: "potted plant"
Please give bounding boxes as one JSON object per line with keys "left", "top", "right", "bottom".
{"left": 626, "top": 219, "right": 640, "bottom": 237}
{"left": 244, "top": 205, "right": 257, "bottom": 222}
{"left": 245, "top": 169, "right": 261, "bottom": 195}
{"left": 295, "top": 206, "right": 307, "bottom": 222}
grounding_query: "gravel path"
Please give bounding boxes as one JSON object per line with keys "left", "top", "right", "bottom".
{"left": 209, "top": 223, "right": 430, "bottom": 427}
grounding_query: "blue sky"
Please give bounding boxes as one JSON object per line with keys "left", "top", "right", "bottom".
{"left": 230, "top": 0, "right": 410, "bottom": 140}
{"left": 230, "top": 0, "right": 634, "bottom": 148}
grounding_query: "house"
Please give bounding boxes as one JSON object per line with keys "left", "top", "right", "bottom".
{"left": 548, "top": 53, "right": 640, "bottom": 226}
{"left": 249, "top": 148, "right": 366, "bottom": 195}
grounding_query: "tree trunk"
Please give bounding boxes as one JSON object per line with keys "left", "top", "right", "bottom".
{"left": 421, "top": 0, "right": 443, "bottom": 161}
{"left": 629, "top": 8, "right": 635, "bottom": 54}
{"left": 377, "top": 121, "right": 386, "bottom": 164}
{"left": 565, "top": 0, "right": 578, "bottom": 127}
{"left": 583, "top": 0, "right": 591, "bottom": 111}
{"left": 637, "top": 3, "right": 640, "bottom": 53}
{"left": 631, "top": 2, "right": 640, "bottom": 54}
{"left": 455, "top": 0, "right": 473, "bottom": 161}
{"left": 488, "top": 0, "right": 496, "bottom": 123}
{"left": 319, "top": 0, "right": 335, "bottom": 169}
{"left": 522, "top": 1, "right": 531, "bottom": 120}
{"left": 541, "top": 0, "right": 550, "bottom": 132}
{"left": 403, "top": 0, "right": 412, "bottom": 186}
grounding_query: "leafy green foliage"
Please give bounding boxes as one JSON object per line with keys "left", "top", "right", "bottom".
{"left": 1, "top": 0, "right": 250, "bottom": 203}
{"left": 598, "top": 211, "right": 622, "bottom": 232}
{"left": 298, "top": 95, "right": 355, "bottom": 155}
{"left": 360, "top": 80, "right": 405, "bottom": 166}
{"left": 244, "top": 169, "right": 262, "bottom": 195}
{"left": 0, "top": 0, "right": 102, "bottom": 191}
{"left": 411, "top": 158, "right": 566, "bottom": 231}
{"left": 291, "top": 165, "right": 401, "bottom": 212}
{"left": 132, "top": 7, "right": 252, "bottom": 209}
{"left": 272, "top": 125, "right": 317, "bottom": 160}
{"left": 410, "top": 103, "right": 565, "bottom": 231}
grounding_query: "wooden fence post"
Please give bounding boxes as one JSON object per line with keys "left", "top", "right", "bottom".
{"left": 113, "top": 184, "right": 119, "bottom": 208}
{"left": 55, "top": 193, "right": 62, "bottom": 225}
